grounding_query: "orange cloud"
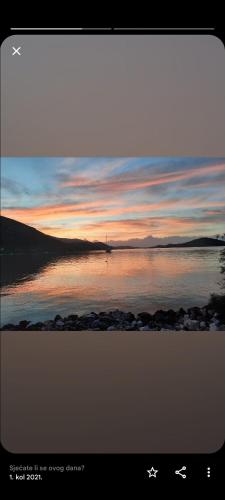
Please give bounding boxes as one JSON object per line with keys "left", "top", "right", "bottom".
{"left": 2, "top": 158, "right": 225, "bottom": 241}
{"left": 3, "top": 197, "right": 225, "bottom": 227}
{"left": 71, "top": 214, "right": 224, "bottom": 241}
{"left": 1, "top": 200, "right": 112, "bottom": 224}
{"left": 2, "top": 194, "right": 225, "bottom": 241}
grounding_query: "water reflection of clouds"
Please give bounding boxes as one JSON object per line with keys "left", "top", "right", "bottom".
{"left": 1, "top": 249, "right": 221, "bottom": 302}
{"left": 1, "top": 248, "right": 222, "bottom": 325}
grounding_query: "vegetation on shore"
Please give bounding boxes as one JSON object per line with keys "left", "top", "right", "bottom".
{"left": 208, "top": 234, "right": 225, "bottom": 316}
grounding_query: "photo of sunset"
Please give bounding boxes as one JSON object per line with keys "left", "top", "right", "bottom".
{"left": 1, "top": 157, "right": 225, "bottom": 331}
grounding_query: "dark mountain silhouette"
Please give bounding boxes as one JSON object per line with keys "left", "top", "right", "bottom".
{"left": 150, "top": 237, "right": 225, "bottom": 248}
{"left": 0, "top": 216, "right": 109, "bottom": 253}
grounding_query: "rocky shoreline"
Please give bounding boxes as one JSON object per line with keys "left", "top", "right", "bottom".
{"left": 1, "top": 304, "right": 225, "bottom": 331}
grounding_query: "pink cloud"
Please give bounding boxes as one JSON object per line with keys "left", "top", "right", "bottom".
{"left": 61, "top": 162, "right": 225, "bottom": 195}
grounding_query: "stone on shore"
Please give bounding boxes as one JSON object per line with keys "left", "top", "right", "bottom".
{"left": 1, "top": 304, "right": 225, "bottom": 331}
{"left": 183, "top": 318, "right": 200, "bottom": 330}
{"left": 137, "top": 312, "right": 152, "bottom": 324}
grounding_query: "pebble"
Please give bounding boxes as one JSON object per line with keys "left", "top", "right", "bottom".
{"left": 137, "top": 312, "right": 152, "bottom": 324}
{"left": 55, "top": 320, "right": 64, "bottom": 327}
{"left": 183, "top": 318, "right": 199, "bottom": 330}
{"left": 91, "top": 319, "right": 100, "bottom": 328}
{"left": 54, "top": 315, "right": 62, "bottom": 322}
{"left": 209, "top": 323, "right": 219, "bottom": 331}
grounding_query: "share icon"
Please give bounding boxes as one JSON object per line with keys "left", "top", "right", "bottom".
{"left": 175, "top": 466, "right": 187, "bottom": 479}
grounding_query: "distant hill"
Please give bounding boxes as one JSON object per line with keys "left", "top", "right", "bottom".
{"left": 109, "top": 234, "right": 191, "bottom": 248}
{"left": 150, "top": 237, "right": 225, "bottom": 249}
{"left": 0, "top": 216, "right": 110, "bottom": 253}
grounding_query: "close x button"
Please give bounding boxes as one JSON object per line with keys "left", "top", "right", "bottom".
{"left": 12, "top": 46, "right": 22, "bottom": 55}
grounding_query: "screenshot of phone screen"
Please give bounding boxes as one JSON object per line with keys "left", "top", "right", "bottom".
{"left": 1, "top": 29, "right": 225, "bottom": 482}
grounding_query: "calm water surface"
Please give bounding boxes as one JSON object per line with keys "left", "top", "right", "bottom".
{"left": 0, "top": 247, "right": 222, "bottom": 325}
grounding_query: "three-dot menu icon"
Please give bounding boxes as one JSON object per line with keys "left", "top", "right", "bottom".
{"left": 207, "top": 467, "right": 211, "bottom": 478}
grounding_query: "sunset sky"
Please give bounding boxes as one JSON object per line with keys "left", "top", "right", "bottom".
{"left": 2, "top": 157, "right": 225, "bottom": 242}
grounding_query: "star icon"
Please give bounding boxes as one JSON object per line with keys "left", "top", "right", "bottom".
{"left": 147, "top": 467, "right": 158, "bottom": 478}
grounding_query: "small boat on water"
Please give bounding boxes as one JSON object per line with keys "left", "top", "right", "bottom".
{"left": 105, "top": 234, "right": 111, "bottom": 253}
